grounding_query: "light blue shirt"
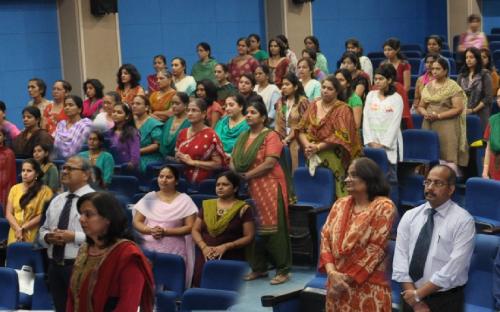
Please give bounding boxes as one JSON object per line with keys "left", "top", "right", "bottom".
{"left": 392, "top": 199, "right": 475, "bottom": 290}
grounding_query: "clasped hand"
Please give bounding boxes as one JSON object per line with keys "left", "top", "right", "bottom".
{"left": 46, "top": 229, "right": 74, "bottom": 245}
{"left": 202, "top": 244, "right": 227, "bottom": 261}
{"left": 304, "top": 143, "right": 319, "bottom": 159}
{"left": 326, "top": 271, "right": 351, "bottom": 299}
{"left": 150, "top": 226, "right": 165, "bottom": 240}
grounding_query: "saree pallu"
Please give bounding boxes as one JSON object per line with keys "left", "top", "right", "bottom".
{"left": 116, "top": 85, "right": 145, "bottom": 106}
{"left": 297, "top": 101, "right": 361, "bottom": 197}
{"left": 160, "top": 117, "right": 190, "bottom": 158}
{"left": 149, "top": 89, "right": 176, "bottom": 113}
{"left": 138, "top": 117, "right": 164, "bottom": 172}
{"left": 214, "top": 116, "right": 249, "bottom": 154}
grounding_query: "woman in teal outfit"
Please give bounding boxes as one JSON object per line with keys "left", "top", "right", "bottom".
{"left": 191, "top": 42, "right": 218, "bottom": 83}
{"left": 215, "top": 94, "right": 249, "bottom": 156}
{"left": 79, "top": 130, "right": 115, "bottom": 186}
{"left": 160, "top": 92, "right": 191, "bottom": 159}
{"left": 132, "top": 95, "right": 164, "bottom": 172}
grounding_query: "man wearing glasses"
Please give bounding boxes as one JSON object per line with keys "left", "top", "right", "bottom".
{"left": 38, "top": 156, "right": 95, "bottom": 312}
{"left": 392, "top": 165, "right": 475, "bottom": 311}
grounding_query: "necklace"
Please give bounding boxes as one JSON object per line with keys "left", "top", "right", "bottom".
{"left": 320, "top": 101, "right": 334, "bottom": 114}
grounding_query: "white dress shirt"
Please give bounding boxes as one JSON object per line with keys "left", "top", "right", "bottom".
{"left": 392, "top": 199, "right": 475, "bottom": 291}
{"left": 38, "top": 184, "right": 95, "bottom": 260}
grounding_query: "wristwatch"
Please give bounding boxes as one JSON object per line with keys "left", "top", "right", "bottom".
{"left": 414, "top": 290, "right": 421, "bottom": 303}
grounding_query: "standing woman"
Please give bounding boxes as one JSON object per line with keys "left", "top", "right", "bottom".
{"left": 275, "top": 72, "right": 309, "bottom": 172}
{"left": 413, "top": 53, "right": 438, "bottom": 111}
{"left": 297, "top": 58, "right": 321, "bottom": 101}
{"left": 228, "top": 37, "right": 260, "bottom": 86}
{"left": 481, "top": 48, "right": 499, "bottom": 95}
{"left": 417, "top": 58, "right": 468, "bottom": 173}
{"left": 302, "top": 48, "right": 327, "bottom": 81}
{"left": 13, "top": 106, "right": 54, "bottom": 159}
{"left": 340, "top": 52, "right": 371, "bottom": 100}
{"left": 254, "top": 65, "right": 280, "bottom": 127}
{"left": 382, "top": 38, "right": 411, "bottom": 92}
{"left": 304, "top": 35, "right": 329, "bottom": 74}
{"left": 44, "top": 80, "right": 71, "bottom": 136}
{"left": 108, "top": 103, "right": 140, "bottom": 170}
{"left": 482, "top": 88, "right": 500, "bottom": 180}
{"left": 319, "top": 157, "right": 395, "bottom": 311}
{"left": 214, "top": 94, "right": 250, "bottom": 156}
{"left": 79, "top": 130, "right": 115, "bottom": 186}
{"left": 191, "top": 171, "right": 255, "bottom": 286}
{"left": 175, "top": 99, "right": 226, "bottom": 184}
{"left": 0, "top": 101, "right": 20, "bottom": 145}
{"left": 276, "top": 34, "right": 298, "bottom": 74}
{"left": 27, "top": 78, "right": 51, "bottom": 127}
{"left": 53, "top": 95, "right": 93, "bottom": 159}
{"left": 231, "top": 99, "right": 293, "bottom": 285}
{"left": 33, "top": 144, "right": 60, "bottom": 193}
{"left": 149, "top": 70, "right": 176, "bottom": 122}
{"left": 159, "top": 92, "right": 191, "bottom": 159}
{"left": 345, "top": 38, "right": 373, "bottom": 83}
{"left": 0, "top": 129, "right": 16, "bottom": 210}
{"left": 5, "top": 158, "right": 53, "bottom": 245}
{"left": 93, "top": 91, "right": 118, "bottom": 132}
{"left": 115, "top": 63, "right": 145, "bottom": 106}
{"left": 248, "top": 34, "right": 269, "bottom": 63}
{"left": 334, "top": 69, "right": 363, "bottom": 129}
{"left": 133, "top": 165, "right": 197, "bottom": 287}
{"left": 215, "top": 64, "right": 237, "bottom": 105}
{"left": 131, "top": 95, "right": 163, "bottom": 172}
{"left": 298, "top": 76, "right": 361, "bottom": 197}
{"left": 457, "top": 47, "right": 493, "bottom": 132}
{"left": 68, "top": 192, "right": 154, "bottom": 312}
{"left": 266, "top": 38, "right": 290, "bottom": 88}
{"left": 363, "top": 66, "right": 404, "bottom": 182}
{"left": 147, "top": 54, "right": 167, "bottom": 93}
{"left": 417, "top": 35, "right": 450, "bottom": 76}
{"left": 238, "top": 73, "right": 259, "bottom": 102}
{"left": 172, "top": 57, "right": 196, "bottom": 97}
{"left": 196, "top": 79, "right": 224, "bottom": 127}
{"left": 192, "top": 42, "right": 218, "bottom": 83}
{"left": 82, "top": 79, "right": 104, "bottom": 119}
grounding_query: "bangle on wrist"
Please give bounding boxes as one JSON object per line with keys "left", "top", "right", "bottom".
{"left": 414, "top": 290, "right": 421, "bottom": 303}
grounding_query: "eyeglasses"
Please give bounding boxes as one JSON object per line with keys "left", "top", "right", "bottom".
{"left": 423, "top": 179, "right": 448, "bottom": 188}
{"left": 62, "top": 165, "right": 85, "bottom": 172}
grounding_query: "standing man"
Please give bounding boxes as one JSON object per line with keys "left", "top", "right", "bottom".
{"left": 39, "top": 156, "right": 94, "bottom": 312}
{"left": 392, "top": 165, "right": 475, "bottom": 311}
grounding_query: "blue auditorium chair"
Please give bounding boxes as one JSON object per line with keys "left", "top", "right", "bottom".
{"left": 465, "top": 177, "right": 500, "bottom": 229}
{"left": 31, "top": 273, "right": 53, "bottom": 310}
{"left": 387, "top": 239, "right": 402, "bottom": 310}
{"left": 197, "top": 179, "right": 216, "bottom": 195}
{"left": 399, "top": 174, "right": 425, "bottom": 208}
{"left": 488, "top": 34, "right": 500, "bottom": 42}
{"left": 180, "top": 288, "right": 239, "bottom": 311}
{"left": 491, "top": 28, "right": 500, "bottom": 34}
{"left": 408, "top": 58, "right": 421, "bottom": 75}
{"left": 363, "top": 147, "right": 389, "bottom": 174}
{"left": 6, "top": 242, "right": 44, "bottom": 273}
{"left": 156, "top": 291, "right": 177, "bottom": 312}
{"left": 403, "top": 51, "right": 422, "bottom": 59}
{"left": 467, "top": 115, "right": 482, "bottom": 145}
{"left": 411, "top": 114, "right": 423, "bottom": 129}
{"left": 490, "top": 42, "right": 500, "bottom": 55}
{"left": 408, "top": 87, "right": 415, "bottom": 101}
{"left": 293, "top": 167, "right": 335, "bottom": 209}
{"left": 200, "top": 260, "right": 248, "bottom": 292}
{"left": 465, "top": 234, "right": 500, "bottom": 311}
{"left": 0, "top": 267, "right": 19, "bottom": 310}
{"left": 371, "top": 57, "right": 385, "bottom": 69}
{"left": 190, "top": 194, "right": 217, "bottom": 210}
{"left": 154, "top": 252, "right": 186, "bottom": 298}
{"left": 449, "top": 58, "right": 457, "bottom": 75}
{"left": 367, "top": 52, "right": 385, "bottom": 59}
{"left": 401, "top": 44, "right": 423, "bottom": 52}
{"left": 108, "top": 175, "right": 140, "bottom": 201}
{"left": 441, "top": 50, "right": 454, "bottom": 59}
{"left": 0, "top": 218, "right": 9, "bottom": 242}
{"left": 402, "top": 129, "right": 440, "bottom": 165}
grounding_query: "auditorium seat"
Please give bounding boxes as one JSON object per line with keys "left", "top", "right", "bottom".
{"left": 407, "top": 58, "right": 421, "bottom": 75}
{"left": 399, "top": 174, "right": 425, "bottom": 208}
{"left": 108, "top": 175, "right": 140, "bottom": 201}
{"left": 401, "top": 44, "right": 422, "bottom": 53}
{"left": 154, "top": 252, "right": 186, "bottom": 298}
{"left": 402, "top": 129, "right": 440, "bottom": 165}
{"left": 491, "top": 28, "right": 500, "bottom": 35}
{"left": 6, "top": 242, "right": 44, "bottom": 273}
{"left": 367, "top": 52, "right": 385, "bottom": 59}
{"left": 411, "top": 114, "right": 423, "bottom": 129}
{"left": 403, "top": 50, "right": 422, "bottom": 59}
{"left": 0, "top": 218, "right": 9, "bottom": 242}
{"left": 31, "top": 273, "right": 53, "bottom": 310}
{"left": 465, "top": 177, "right": 500, "bottom": 230}
{"left": 0, "top": 267, "right": 19, "bottom": 310}
{"left": 190, "top": 194, "right": 217, "bottom": 210}
{"left": 363, "top": 147, "right": 389, "bottom": 174}
{"left": 197, "top": 179, "right": 216, "bottom": 195}
{"left": 180, "top": 288, "right": 239, "bottom": 311}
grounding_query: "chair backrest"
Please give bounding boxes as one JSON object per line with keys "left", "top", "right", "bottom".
{"left": 488, "top": 34, "right": 500, "bottom": 42}
{"left": 0, "top": 218, "right": 9, "bottom": 241}
{"left": 407, "top": 58, "right": 420, "bottom": 75}
{"left": 465, "top": 234, "right": 500, "bottom": 308}
{"left": 6, "top": 242, "right": 44, "bottom": 273}
{"left": 398, "top": 175, "right": 425, "bottom": 207}
{"left": 0, "top": 267, "right": 19, "bottom": 309}
{"left": 367, "top": 52, "right": 385, "bottom": 59}
{"left": 401, "top": 44, "right": 422, "bottom": 52}
{"left": 465, "top": 177, "right": 500, "bottom": 222}
{"left": 192, "top": 194, "right": 217, "bottom": 210}
{"left": 150, "top": 177, "right": 188, "bottom": 193}
{"left": 402, "top": 129, "right": 440, "bottom": 164}
{"left": 108, "top": 175, "right": 140, "bottom": 195}
{"left": 153, "top": 252, "right": 186, "bottom": 297}
{"left": 293, "top": 167, "right": 335, "bottom": 209}
{"left": 411, "top": 114, "right": 423, "bottom": 129}
{"left": 200, "top": 260, "right": 247, "bottom": 292}
{"left": 490, "top": 42, "right": 500, "bottom": 54}
{"left": 466, "top": 115, "right": 482, "bottom": 144}
{"left": 491, "top": 28, "right": 500, "bottom": 35}
{"left": 441, "top": 50, "right": 453, "bottom": 58}
{"left": 31, "top": 273, "right": 53, "bottom": 310}
{"left": 371, "top": 57, "right": 385, "bottom": 69}
{"left": 180, "top": 288, "right": 238, "bottom": 311}
{"left": 198, "top": 179, "right": 216, "bottom": 195}
{"left": 363, "top": 147, "right": 389, "bottom": 174}
{"left": 448, "top": 58, "right": 457, "bottom": 75}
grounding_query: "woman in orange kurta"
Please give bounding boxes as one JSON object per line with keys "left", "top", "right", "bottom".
{"left": 231, "top": 99, "right": 293, "bottom": 285}
{"left": 149, "top": 70, "right": 176, "bottom": 122}
{"left": 319, "top": 157, "right": 396, "bottom": 311}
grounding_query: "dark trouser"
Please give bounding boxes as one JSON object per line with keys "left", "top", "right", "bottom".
{"left": 48, "top": 259, "right": 75, "bottom": 312}
{"left": 402, "top": 286, "right": 464, "bottom": 312}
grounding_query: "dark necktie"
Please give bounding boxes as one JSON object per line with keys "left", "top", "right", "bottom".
{"left": 52, "top": 193, "right": 76, "bottom": 263}
{"left": 409, "top": 208, "right": 437, "bottom": 282}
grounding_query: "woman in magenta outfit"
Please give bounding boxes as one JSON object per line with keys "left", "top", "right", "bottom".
{"left": 146, "top": 55, "right": 167, "bottom": 93}
{"left": 228, "top": 37, "right": 260, "bottom": 86}
{"left": 82, "top": 79, "right": 104, "bottom": 119}
{"left": 382, "top": 37, "right": 411, "bottom": 92}
{"left": 108, "top": 103, "right": 140, "bottom": 170}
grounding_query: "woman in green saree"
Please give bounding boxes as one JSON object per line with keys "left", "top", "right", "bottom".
{"left": 159, "top": 92, "right": 191, "bottom": 160}
{"left": 214, "top": 94, "right": 249, "bottom": 156}
{"left": 231, "top": 99, "right": 293, "bottom": 285}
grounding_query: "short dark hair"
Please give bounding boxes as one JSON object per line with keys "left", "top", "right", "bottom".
{"left": 248, "top": 33, "right": 261, "bottom": 45}
{"left": 276, "top": 34, "right": 289, "bottom": 49}
{"left": 426, "top": 35, "right": 443, "bottom": 49}
{"left": 468, "top": 13, "right": 481, "bottom": 23}
{"left": 116, "top": 63, "right": 141, "bottom": 89}
{"left": 226, "top": 93, "right": 247, "bottom": 113}
{"left": 236, "top": 37, "right": 250, "bottom": 47}
{"left": 247, "top": 98, "right": 268, "bottom": 124}
{"left": 216, "top": 171, "right": 241, "bottom": 195}
{"left": 340, "top": 52, "right": 361, "bottom": 70}
{"left": 304, "top": 35, "right": 321, "bottom": 52}
{"left": 0, "top": 100, "right": 5, "bottom": 112}
{"left": 383, "top": 37, "right": 406, "bottom": 61}
{"left": 22, "top": 106, "right": 42, "bottom": 124}
{"left": 352, "top": 157, "right": 390, "bottom": 200}
{"left": 302, "top": 47, "right": 317, "bottom": 62}
{"left": 344, "top": 38, "right": 364, "bottom": 56}
{"left": 153, "top": 54, "right": 167, "bottom": 64}
{"left": 159, "top": 164, "right": 180, "bottom": 182}
{"left": 105, "top": 91, "right": 121, "bottom": 105}
{"left": 66, "top": 94, "right": 84, "bottom": 110}
{"left": 239, "top": 73, "right": 256, "bottom": 87}
{"left": 190, "top": 98, "right": 208, "bottom": 113}
{"left": 321, "top": 75, "right": 343, "bottom": 97}
{"left": 434, "top": 57, "right": 450, "bottom": 75}
{"left": 88, "top": 130, "right": 105, "bottom": 148}
{"left": 83, "top": 79, "right": 104, "bottom": 99}
{"left": 175, "top": 91, "right": 190, "bottom": 106}
{"left": 34, "top": 143, "right": 53, "bottom": 164}
{"left": 29, "top": 78, "right": 47, "bottom": 97}
{"left": 374, "top": 64, "right": 397, "bottom": 96}
{"left": 428, "top": 164, "right": 457, "bottom": 186}
{"left": 196, "top": 79, "right": 218, "bottom": 106}
{"left": 77, "top": 192, "right": 134, "bottom": 247}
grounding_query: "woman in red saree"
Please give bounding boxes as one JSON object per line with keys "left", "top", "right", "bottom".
{"left": 319, "top": 157, "right": 396, "bottom": 311}
{"left": 175, "top": 99, "right": 226, "bottom": 184}
{"left": 0, "top": 129, "right": 16, "bottom": 211}
{"left": 68, "top": 192, "right": 154, "bottom": 312}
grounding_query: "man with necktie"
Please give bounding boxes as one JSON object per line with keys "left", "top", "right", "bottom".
{"left": 392, "top": 165, "right": 475, "bottom": 311}
{"left": 39, "top": 156, "right": 95, "bottom": 312}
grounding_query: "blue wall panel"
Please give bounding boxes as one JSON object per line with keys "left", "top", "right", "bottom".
{"left": 118, "top": 0, "right": 266, "bottom": 88}
{"left": 312, "top": 0, "right": 447, "bottom": 73}
{"left": 0, "top": 0, "right": 61, "bottom": 128}
{"left": 484, "top": 0, "right": 500, "bottom": 35}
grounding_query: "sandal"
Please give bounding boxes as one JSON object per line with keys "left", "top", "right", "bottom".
{"left": 270, "top": 274, "right": 289, "bottom": 285}
{"left": 243, "top": 271, "right": 268, "bottom": 281}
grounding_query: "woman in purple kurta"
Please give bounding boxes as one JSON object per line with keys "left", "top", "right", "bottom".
{"left": 107, "top": 103, "right": 140, "bottom": 169}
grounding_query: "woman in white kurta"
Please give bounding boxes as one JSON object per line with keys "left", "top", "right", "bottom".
{"left": 363, "top": 66, "right": 403, "bottom": 183}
